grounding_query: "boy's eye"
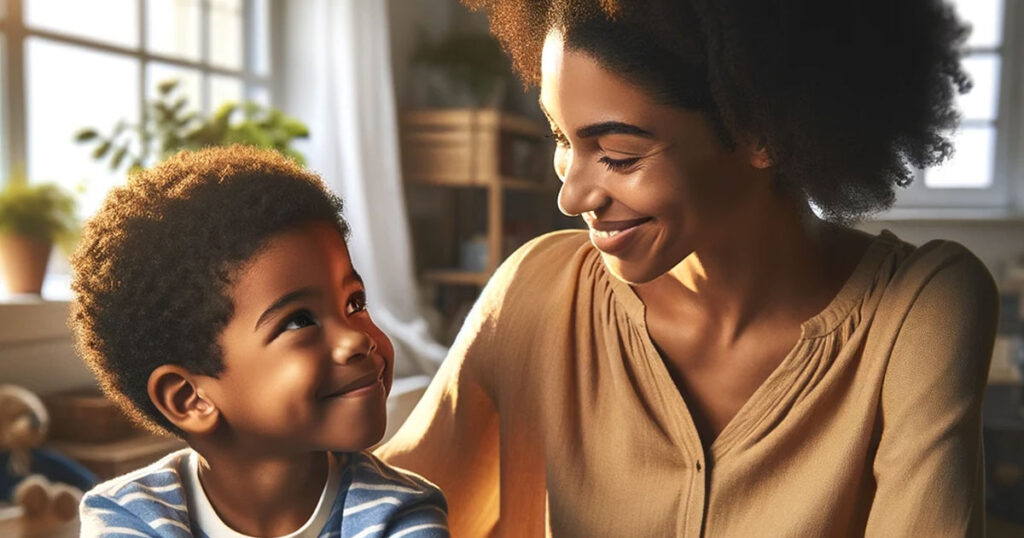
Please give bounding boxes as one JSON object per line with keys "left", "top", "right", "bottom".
{"left": 346, "top": 290, "right": 368, "bottom": 315}
{"left": 282, "top": 309, "right": 320, "bottom": 331}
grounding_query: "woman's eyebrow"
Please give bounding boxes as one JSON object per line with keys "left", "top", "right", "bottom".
{"left": 575, "top": 121, "right": 653, "bottom": 139}
{"left": 537, "top": 100, "right": 653, "bottom": 139}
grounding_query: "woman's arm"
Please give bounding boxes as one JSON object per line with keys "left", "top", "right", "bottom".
{"left": 375, "top": 243, "right": 531, "bottom": 536}
{"left": 376, "top": 334, "right": 500, "bottom": 536}
{"left": 865, "top": 251, "right": 998, "bottom": 537}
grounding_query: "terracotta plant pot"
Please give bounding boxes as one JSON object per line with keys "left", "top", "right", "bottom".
{"left": 0, "top": 234, "right": 52, "bottom": 295}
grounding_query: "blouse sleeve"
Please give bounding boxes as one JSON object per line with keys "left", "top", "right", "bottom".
{"left": 374, "top": 237, "right": 547, "bottom": 536}
{"left": 865, "top": 249, "right": 999, "bottom": 537}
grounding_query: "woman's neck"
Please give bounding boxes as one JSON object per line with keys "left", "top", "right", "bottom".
{"left": 650, "top": 196, "right": 865, "bottom": 341}
{"left": 193, "top": 446, "right": 332, "bottom": 537}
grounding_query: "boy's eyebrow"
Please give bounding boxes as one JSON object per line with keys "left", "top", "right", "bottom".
{"left": 346, "top": 270, "right": 364, "bottom": 286}
{"left": 254, "top": 287, "right": 319, "bottom": 331}
{"left": 253, "top": 272, "right": 363, "bottom": 331}
{"left": 538, "top": 99, "right": 654, "bottom": 139}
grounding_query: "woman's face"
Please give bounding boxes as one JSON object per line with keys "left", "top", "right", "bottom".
{"left": 540, "top": 31, "right": 770, "bottom": 284}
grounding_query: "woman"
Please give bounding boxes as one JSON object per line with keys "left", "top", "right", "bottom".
{"left": 378, "top": 1, "right": 998, "bottom": 536}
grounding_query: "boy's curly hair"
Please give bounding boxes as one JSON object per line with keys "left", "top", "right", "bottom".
{"left": 464, "top": 0, "right": 971, "bottom": 222}
{"left": 70, "top": 146, "right": 348, "bottom": 435}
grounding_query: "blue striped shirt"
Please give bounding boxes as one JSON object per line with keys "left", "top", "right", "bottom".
{"left": 79, "top": 449, "right": 448, "bottom": 538}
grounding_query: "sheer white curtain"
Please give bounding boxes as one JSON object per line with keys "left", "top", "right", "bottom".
{"left": 276, "top": 1, "right": 447, "bottom": 387}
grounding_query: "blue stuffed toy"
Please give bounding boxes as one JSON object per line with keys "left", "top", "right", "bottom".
{"left": 0, "top": 384, "right": 96, "bottom": 521}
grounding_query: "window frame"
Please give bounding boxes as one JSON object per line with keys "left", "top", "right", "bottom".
{"left": 0, "top": 0, "right": 275, "bottom": 185}
{"left": 886, "top": 0, "right": 1024, "bottom": 218}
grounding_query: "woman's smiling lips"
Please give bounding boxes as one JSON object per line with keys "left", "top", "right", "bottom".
{"left": 586, "top": 216, "right": 652, "bottom": 254}
{"left": 320, "top": 367, "right": 384, "bottom": 399}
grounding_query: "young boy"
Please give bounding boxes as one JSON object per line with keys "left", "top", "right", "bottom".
{"left": 70, "top": 146, "right": 448, "bottom": 537}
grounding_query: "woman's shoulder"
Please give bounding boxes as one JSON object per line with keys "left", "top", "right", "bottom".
{"left": 866, "top": 231, "right": 999, "bottom": 350}
{"left": 487, "top": 229, "right": 595, "bottom": 291}
{"left": 465, "top": 229, "right": 601, "bottom": 339}
{"left": 512, "top": 229, "right": 592, "bottom": 264}
{"left": 878, "top": 230, "right": 997, "bottom": 305}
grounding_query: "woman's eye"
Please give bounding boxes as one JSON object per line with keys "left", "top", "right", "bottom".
{"left": 346, "top": 291, "right": 368, "bottom": 315}
{"left": 598, "top": 155, "right": 641, "bottom": 172}
{"left": 282, "top": 309, "right": 319, "bottom": 332}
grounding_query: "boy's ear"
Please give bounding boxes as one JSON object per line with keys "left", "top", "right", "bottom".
{"left": 148, "top": 365, "right": 219, "bottom": 436}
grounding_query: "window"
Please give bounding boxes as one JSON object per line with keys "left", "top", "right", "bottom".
{"left": 892, "top": 0, "right": 1024, "bottom": 216}
{"left": 0, "top": 32, "right": 7, "bottom": 178}
{"left": 0, "top": 0, "right": 273, "bottom": 216}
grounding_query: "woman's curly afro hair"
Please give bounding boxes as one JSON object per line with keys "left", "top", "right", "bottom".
{"left": 70, "top": 146, "right": 348, "bottom": 435}
{"left": 463, "top": 0, "right": 971, "bottom": 221}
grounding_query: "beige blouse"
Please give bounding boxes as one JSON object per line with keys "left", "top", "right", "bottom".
{"left": 377, "top": 229, "right": 998, "bottom": 537}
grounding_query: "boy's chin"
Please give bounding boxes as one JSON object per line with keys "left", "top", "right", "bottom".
{"left": 332, "top": 429, "right": 386, "bottom": 454}
{"left": 320, "top": 416, "right": 388, "bottom": 453}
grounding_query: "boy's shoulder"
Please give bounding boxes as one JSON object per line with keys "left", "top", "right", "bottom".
{"left": 85, "top": 448, "right": 191, "bottom": 498}
{"left": 344, "top": 451, "right": 443, "bottom": 493}
{"left": 79, "top": 449, "right": 449, "bottom": 537}
{"left": 331, "top": 451, "right": 449, "bottom": 536}
{"left": 79, "top": 448, "right": 193, "bottom": 536}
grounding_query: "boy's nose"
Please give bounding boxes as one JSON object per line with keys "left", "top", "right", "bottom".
{"left": 331, "top": 329, "right": 376, "bottom": 365}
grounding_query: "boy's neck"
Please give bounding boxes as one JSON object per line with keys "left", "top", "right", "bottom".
{"left": 193, "top": 446, "right": 339, "bottom": 536}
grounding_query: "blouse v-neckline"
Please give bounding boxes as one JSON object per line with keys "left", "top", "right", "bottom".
{"left": 604, "top": 230, "right": 900, "bottom": 462}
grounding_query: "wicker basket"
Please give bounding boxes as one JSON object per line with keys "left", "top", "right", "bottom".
{"left": 401, "top": 108, "right": 550, "bottom": 185}
{"left": 44, "top": 388, "right": 138, "bottom": 444}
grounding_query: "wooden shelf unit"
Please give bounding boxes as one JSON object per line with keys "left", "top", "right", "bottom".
{"left": 401, "top": 108, "right": 559, "bottom": 279}
{"left": 421, "top": 269, "right": 491, "bottom": 287}
{"left": 47, "top": 433, "right": 186, "bottom": 481}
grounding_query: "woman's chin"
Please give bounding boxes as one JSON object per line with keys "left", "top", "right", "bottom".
{"left": 600, "top": 253, "right": 663, "bottom": 285}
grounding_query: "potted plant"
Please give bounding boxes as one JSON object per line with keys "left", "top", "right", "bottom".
{"left": 76, "top": 79, "right": 310, "bottom": 171}
{"left": 0, "top": 171, "right": 77, "bottom": 295}
{"left": 409, "top": 32, "right": 510, "bottom": 108}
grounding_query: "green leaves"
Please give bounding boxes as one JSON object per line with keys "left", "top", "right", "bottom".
{"left": 412, "top": 32, "right": 509, "bottom": 106}
{"left": 281, "top": 118, "right": 309, "bottom": 138}
{"left": 74, "top": 128, "right": 99, "bottom": 142}
{"left": 91, "top": 140, "right": 112, "bottom": 159}
{"left": 76, "top": 78, "right": 310, "bottom": 172}
{"left": 0, "top": 173, "right": 78, "bottom": 243}
{"left": 157, "top": 79, "right": 179, "bottom": 96}
{"left": 110, "top": 146, "right": 128, "bottom": 170}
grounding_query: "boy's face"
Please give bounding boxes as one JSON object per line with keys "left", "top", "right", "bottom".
{"left": 201, "top": 221, "right": 394, "bottom": 453}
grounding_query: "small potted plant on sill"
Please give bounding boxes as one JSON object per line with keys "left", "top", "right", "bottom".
{"left": 0, "top": 170, "right": 77, "bottom": 295}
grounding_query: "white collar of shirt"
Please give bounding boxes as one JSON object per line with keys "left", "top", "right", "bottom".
{"left": 185, "top": 450, "right": 340, "bottom": 538}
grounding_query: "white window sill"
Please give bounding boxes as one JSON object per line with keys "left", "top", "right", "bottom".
{"left": 0, "top": 273, "right": 72, "bottom": 304}
{"left": 868, "top": 206, "right": 1024, "bottom": 223}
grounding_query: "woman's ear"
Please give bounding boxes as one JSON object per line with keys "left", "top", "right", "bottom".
{"left": 148, "top": 365, "right": 219, "bottom": 436}
{"left": 749, "top": 139, "right": 773, "bottom": 169}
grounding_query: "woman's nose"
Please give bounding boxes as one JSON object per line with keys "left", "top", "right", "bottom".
{"left": 557, "top": 158, "right": 610, "bottom": 217}
{"left": 331, "top": 327, "right": 376, "bottom": 365}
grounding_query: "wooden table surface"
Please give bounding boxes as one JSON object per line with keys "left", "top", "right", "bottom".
{"left": 0, "top": 505, "right": 79, "bottom": 538}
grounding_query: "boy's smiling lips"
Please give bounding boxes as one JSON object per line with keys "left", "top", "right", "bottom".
{"left": 319, "top": 364, "right": 385, "bottom": 399}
